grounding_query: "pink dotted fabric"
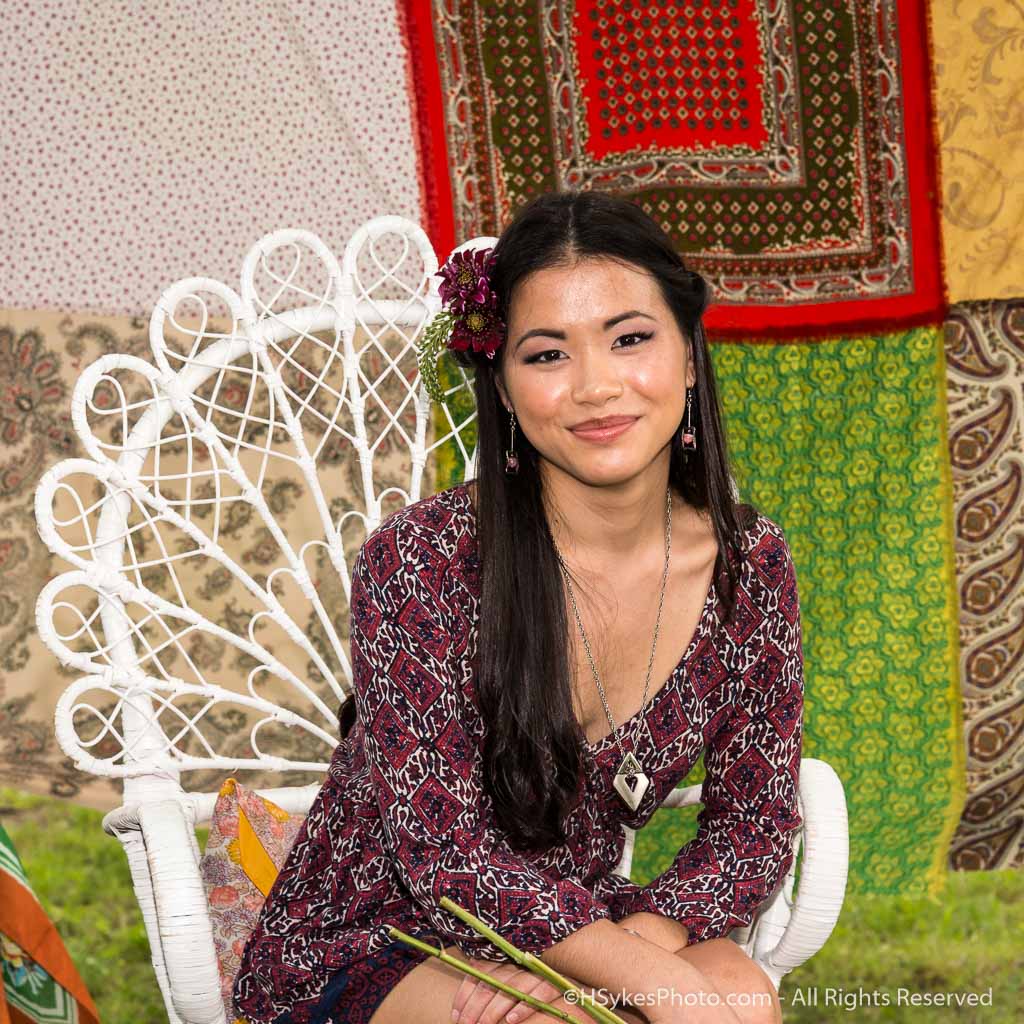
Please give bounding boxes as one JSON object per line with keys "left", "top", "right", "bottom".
{"left": 0, "top": 1, "right": 422, "bottom": 316}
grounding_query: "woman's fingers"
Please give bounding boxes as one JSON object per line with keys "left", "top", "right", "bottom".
{"left": 508, "top": 983, "right": 601, "bottom": 1024}
{"left": 450, "top": 961, "right": 522, "bottom": 1024}
{"left": 500, "top": 975, "right": 565, "bottom": 1023}
{"left": 450, "top": 962, "right": 569, "bottom": 1024}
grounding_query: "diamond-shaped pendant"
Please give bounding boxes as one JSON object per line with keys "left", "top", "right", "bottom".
{"left": 613, "top": 750, "right": 650, "bottom": 811}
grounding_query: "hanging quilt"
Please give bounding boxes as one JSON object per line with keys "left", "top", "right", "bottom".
{"left": 932, "top": 3, "right": 1024, "bottom": 302}
{"left": 944, "top": 299, "right": 1024, "bottom": 872}
{"left": 398, "top": 0, "right": 947, "bottom": 338}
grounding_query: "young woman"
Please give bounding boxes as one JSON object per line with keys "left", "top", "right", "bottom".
{"left": 233, "top": 190, "right": 804, "bottom": 1024}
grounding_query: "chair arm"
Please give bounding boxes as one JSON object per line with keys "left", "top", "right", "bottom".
{"left": 137, "top": 800, "right": 228, "bottom": 1024}
{"left": 754, "top": 756, "right": 848, "bottom": 980}
{"left": 101, "top": 782, "right": 324, "bottom": 836}
{"left": 98, "top": 785, "right": 324, "bottom": 1024}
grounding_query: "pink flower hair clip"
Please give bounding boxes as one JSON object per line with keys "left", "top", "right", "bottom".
{"left": 418, "top": 246, "right": 506, "bottom": 404}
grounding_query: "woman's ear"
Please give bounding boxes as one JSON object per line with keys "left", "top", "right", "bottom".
{"left": 493, "top": 370, "right": 512, "bottom": 414}
{"left": 685, "top": 335, "right": 697, "bottom": 390}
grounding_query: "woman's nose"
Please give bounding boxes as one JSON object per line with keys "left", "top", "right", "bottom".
{"left": 572, "top": 349, "right": 622, "bottom": 401}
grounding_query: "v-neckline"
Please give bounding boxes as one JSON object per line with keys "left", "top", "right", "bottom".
{"left": 451, "top": 480, "right": 720, "bottom": 758}
{"left": 583, "top": 564, "right": 718, "bottom": 757}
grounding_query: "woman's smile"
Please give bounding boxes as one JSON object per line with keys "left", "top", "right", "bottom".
{"left": 569, "top": 416, "right": 639, "bottom": 442}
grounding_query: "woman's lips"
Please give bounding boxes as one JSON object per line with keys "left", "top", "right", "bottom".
{"left": 570, "top": 417, "right": 638, "bottom": 442}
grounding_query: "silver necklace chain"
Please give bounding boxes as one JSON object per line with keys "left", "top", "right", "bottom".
{"left": 554, "top": 487, "right": 673, "bottom": 810}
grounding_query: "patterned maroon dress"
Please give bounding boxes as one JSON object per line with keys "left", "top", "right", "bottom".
{"left": 232, "top": 481, "right": 804, "bottom": 1023}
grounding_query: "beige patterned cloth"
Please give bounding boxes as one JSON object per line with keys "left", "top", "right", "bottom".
{"left": 933, "top": 1, "right": 1024, "bottom": 301}
{"left": 0, "top": 306, "right": 429, "bottom": 813}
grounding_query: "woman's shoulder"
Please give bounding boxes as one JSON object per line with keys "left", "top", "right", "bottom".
{"left": 364, "top": 482, "right": 474, "bottom": 549}
{"left": 733, "top": 502, "right": 797, "bottom": 599}
{"left": 354, "top": 484, "right": 479, "bottom": 611}
{"left": 736, "top": 503, "right": 790, "bottom": 551}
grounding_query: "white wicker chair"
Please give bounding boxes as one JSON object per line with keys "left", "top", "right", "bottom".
{"left": 34, "top": 217, "right": 848, "bottom": 1023}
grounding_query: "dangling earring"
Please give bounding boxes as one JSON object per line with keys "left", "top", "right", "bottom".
{"left": 681, "top": 386, "right": 698, "bottom": 450}
{"left": 505, "top": 409, "right": 520, "bottom": 474}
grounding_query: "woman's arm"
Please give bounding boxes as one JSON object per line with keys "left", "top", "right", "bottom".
{"left": 539, "top": 919, "right": 737, "bottom": 1024}
{"left": 612, "top": 522, "right": 805, "bottom": 946}
{"left": 350, "top": 524, "right": 620, "bottom": 961}
{"left": 588, "top": 873, "right": 689, "bottom": 951}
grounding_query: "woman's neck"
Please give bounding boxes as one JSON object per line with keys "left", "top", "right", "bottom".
{"left": 540, "top": 461, "right": 675, "bottom": 566}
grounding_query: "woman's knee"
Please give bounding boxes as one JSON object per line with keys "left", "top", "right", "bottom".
{"left": 674, "top": 938, "right": 782, "bottom": 1024}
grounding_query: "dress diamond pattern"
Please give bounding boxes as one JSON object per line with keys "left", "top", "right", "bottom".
{"left": 232, "top": 482, "right": 804, "bottom": 1023}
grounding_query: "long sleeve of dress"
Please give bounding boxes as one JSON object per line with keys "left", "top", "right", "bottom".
{"left": 587, "top": 869, "right": 647, "bottom": 921}
{"left": 618, "top": 525, "right": 805, "bottom": 946}
{"left": 350, "top": 524, "right": 617, "bottom": 962}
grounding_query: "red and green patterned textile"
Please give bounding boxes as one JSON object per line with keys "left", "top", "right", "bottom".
{"left": 398, "top": 0, "right": 947, "bottom": 339}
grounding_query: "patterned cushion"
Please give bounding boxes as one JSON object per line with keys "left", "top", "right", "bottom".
{"left": 199, "top": 778, "right": 307, "bottom": 1024}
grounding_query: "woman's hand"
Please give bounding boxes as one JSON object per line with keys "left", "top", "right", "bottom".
{"left": 617, "top": 912, "right": 689, "bottom": 954}
{"left": 450, "top": 958, "right": 573, "bottom": 1024}
{"left": 447, "top": 917, "right": 688, "bottom": 1023}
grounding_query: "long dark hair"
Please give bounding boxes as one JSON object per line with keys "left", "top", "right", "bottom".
{"left": 452, "top": 190, "right": 749, "bottom": 852}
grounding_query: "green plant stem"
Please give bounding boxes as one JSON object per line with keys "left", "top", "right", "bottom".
{"left": 387, "top": 928, "right": 589, "bottom": 1023}
{"left": 438, "top": 896, "right": 628, "bottom": 1024}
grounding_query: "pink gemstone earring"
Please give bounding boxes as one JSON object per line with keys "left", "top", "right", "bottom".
{"left": 505, "top": 409, "right": 520, "bottom": 474}
{"left": 681, "top": 386, "right": 698, "bottom": 450}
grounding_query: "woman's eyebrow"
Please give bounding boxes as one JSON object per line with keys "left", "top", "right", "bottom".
{"left": 512, "top": 310, "right": 656, "bottom": 352}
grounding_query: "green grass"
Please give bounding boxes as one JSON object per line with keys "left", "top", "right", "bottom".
{"left": 2, "top": 785, "right": 1021, "bottom": 1023}
{"left": 0, "top": 786, "right": 210, "bottom": 1024}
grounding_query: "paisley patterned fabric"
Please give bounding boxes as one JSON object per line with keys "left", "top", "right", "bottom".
{"left": 0, "top": 306, "right": 432, "bottom": 811}
{"left": 231, "top": 481, "right": 804, "bottom": 1023}
{"left": 944, "top": 300, "right": 1024, "bottom": 871}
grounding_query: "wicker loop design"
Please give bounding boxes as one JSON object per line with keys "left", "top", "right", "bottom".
{"left": 35, "top": 220, "right": 493, "bottom": 781}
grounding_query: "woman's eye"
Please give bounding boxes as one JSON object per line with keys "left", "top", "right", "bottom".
{"left": 525, "top": 331, "right": 654, "bottom": 364}
{"left": 614, "top": 330, "right": 655, "bottom": 348}
{"left": 525, "top": 349, "right": 563, "bottom": 365}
